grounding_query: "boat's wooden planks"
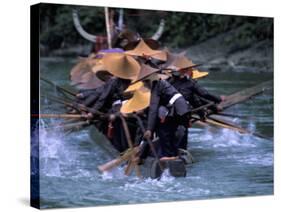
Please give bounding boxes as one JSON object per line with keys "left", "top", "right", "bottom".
{"left": 90, "top": 125, "right": 119, "bottom": 157}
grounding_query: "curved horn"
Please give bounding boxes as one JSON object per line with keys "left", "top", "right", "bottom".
{"left": 151, "top": 19, "right": 165, "bottom": 41}
{"left": 72, "top": 9, "right": 97, "bottom": 43}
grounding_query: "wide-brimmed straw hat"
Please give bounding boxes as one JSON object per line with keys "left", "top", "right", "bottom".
{"left": 70, "top": 56, "right": 105, "bottom": 89}
{"left": 166, "top": 54, "right": 200, "bottom": 71}
{"left": 75, "top": 71, "right": 105, "bottom": 90}
{"left": 132, "top": 63, "right": 161, "bottom": 83}
{"left": 192, "top": 69, "right": 209, "bottom": 79}
{"left": 124, "top": 38, "right": 160, "bottom": 51}
{"left": 126, "top": 39, "right": 167, "bottom": 61}
{"left": 120, "top": 88, "right": 151, "bottom": 114}
{"left": 92, "top": 60, "right": 113, "bottom": 82}
{"left": 95, "top": 53, "right": 141, "bottom": 80}
{"left": 124, "top": 81, "right": 144, "bottom": 93}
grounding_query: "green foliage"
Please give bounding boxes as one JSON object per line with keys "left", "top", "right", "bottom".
{"left": 38, "top": 3, "right": 273, "bottom": 51}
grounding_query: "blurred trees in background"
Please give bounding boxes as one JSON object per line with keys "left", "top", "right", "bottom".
{"left": 39, "top": 3, "right": 273, "bottom": 51}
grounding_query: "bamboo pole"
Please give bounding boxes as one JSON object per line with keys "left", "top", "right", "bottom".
{"left": 33, "top": 114, "right": 89, "bottom": 119}
{"left": 40, "top": 77, "right": 76, "bottom": 97}
{"left": 104, "top": 7, "right": 112, "bottom": 49}
{"left": 132, "top": 114, "right": 164, "bottom": 172}
{"left": 43, "top": 120, "right": 91, "bottom": 131}
{"left": 119, "top": 115, "right": 142, "bottom": 178}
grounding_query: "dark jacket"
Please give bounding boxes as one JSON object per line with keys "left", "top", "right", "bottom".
{"left": 82, "top": 86, "right": 104, "bottom": 107}
{"left": 169, "top": 76, "right": 221, "bottom": 105}
{"left": 147, "top": 80, "right": 190, "bottom": 132}
{"left": 92, "top": 77, "right": 131, "bottom": 113}
{"left": 76, "top": 86, "right": 104, "bottom": 107}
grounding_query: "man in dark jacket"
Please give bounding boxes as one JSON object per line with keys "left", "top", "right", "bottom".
{"left": 166, "top": 54, "right": 223, "bottom": 151}
{"left": 134, "top": 64, "right": 191, "bottom": 160}
{"left": 88, "top": 53, "right": 141, "bottom": 152}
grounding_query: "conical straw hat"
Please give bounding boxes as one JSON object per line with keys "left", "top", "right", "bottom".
{"left": 124, "top": 81, "right": 144, "bottom": 92}
{"left": 92, "top": 60, "right": 113, "bottom": 82}
{"left": 99, "top": 53, "right": 141, "bottom": 80}
{"left": 132, "top": 63, "right": 160, "bottom": 83}
{"left": 126, "top": 39, "right": 167, "bottom": 61}
{"left": 75, "top": 71, "right": 105, "bottom": 90}
{"left": 124, "top": 38, "right": 160, "bottom": 51}
{"left": 121, "top": 88, "right": 151, "bottom": 114}
{"left": 166, "top": 54, "right": 199, "bottom": 70}
{"left": 70, "top": 57, "right": 98, "bottom": 84}
{"left": 192, "top": 69, "right": 209, "bottom": 79}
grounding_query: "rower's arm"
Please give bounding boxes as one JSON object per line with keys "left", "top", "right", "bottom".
{"left": 193, "top": 81, "right": 221, "bottom": 103}
{"left": 147, "top": 87, "right": 160, "bottom": 132}
{"left": 92, "top": 79, "right": 115, "bottom": 111}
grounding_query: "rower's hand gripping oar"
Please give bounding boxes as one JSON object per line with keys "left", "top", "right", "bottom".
{"left": 132, "top": 114, "right": 165, "bottom": 172}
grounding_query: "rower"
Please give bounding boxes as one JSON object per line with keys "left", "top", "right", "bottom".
{"left": 164, "top": 53, "right": 224, "bottom": 153}
{"left": 133, "top": 63, "right": 191, "bottom": 161}
{"left": 72, "top": 49, "right": 124, "bottom": 107}
{"left": 88, "top": 53, "right": 141, "bottom": 152}
{"left": 125, "top": 38, "right": 167, "bottom": 69}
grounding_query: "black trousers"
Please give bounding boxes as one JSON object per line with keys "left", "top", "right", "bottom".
{"left": 156, "top": 117, "right": 179, "bottom": 157}
{"left": 156, "top": 114, "right": 189, "bottom": 157}
{"left": 175, "top": 125, "right": 188, "bottom": 150}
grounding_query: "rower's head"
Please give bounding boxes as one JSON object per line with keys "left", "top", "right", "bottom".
{"left": 178, "top": 67, "right": 194, "bottom": 79}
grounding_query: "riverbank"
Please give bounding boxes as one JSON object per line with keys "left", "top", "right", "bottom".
{"left": 185, "top": 26, "right": 273, "bottom": 73}
{"left": 41, "top": 26, "right": 273, "bottom": 73}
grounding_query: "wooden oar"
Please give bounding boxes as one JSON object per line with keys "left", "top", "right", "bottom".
{"left": 119, "top": 115, "right": 142, "bottom": 178}
{"left": 41, "top": 94, "right": 82, "bottom": 113}
{"left": 204, "top": 117, "right": 249, "bottom": 134}
{"left": 216, "top": 112, "right": 253, "bottom": 119}
{"left": 98, "top": 139, "right": 154, "bottom": 173}
{"left": 205, "top": 116, "right": 270, "bottom": 139}
{"left": 32, "top": 114, "right": 89, "bottom": 119}
{"left": 132, "top": 114, "right": 164, "bottom": 172}
{"left": 218, "top": 80, "right": 273, "bottom": 110}
{"left": 190, "top": 101, "right": 215, "bottom": 114}
{"left": 41, "top": 94, "right": 106, "bottom": 117}
{"left": 40, "top": 76, "right": 77, "bottom": 97}
{"left": 98, "top": 147, "right": 136, "bottom": 173}
{"left": 43, "top": 120, "right": 91, "bottom": 132}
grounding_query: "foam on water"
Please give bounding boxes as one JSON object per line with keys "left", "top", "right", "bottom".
{"left": 191, "top": 118, "right": 264, "bottom": 149}
{"left": 101, "top": 167, "right": 127, "bottom": 180}
{"left": 227, "top": 152, "right": 273, "bottom": 166}
{"left": 39, "top": 119, "right": 84, "bottom": 178}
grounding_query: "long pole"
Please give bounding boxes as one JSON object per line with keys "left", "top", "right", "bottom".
{"left": 32, "top": 114, "right": 89, "bottom": 119}
{"left": 104, "top": 7, "right": 112, "bottom": 49}
{"left": 132, "top": 114, "right": 164, "bottom": 172}
{"left": 40, "top": 77, "right": 76, "bottom": 97}
{"left": 119, "top": 115, "right": 142, "bottom": 178}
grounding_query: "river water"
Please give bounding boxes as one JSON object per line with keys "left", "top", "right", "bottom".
{"left": 36, "top": 58, "right": 273, "bottom": 209}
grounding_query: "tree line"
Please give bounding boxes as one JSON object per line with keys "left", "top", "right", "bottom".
{"left": 39, "top": 3, "right": 273, "bottom": 51}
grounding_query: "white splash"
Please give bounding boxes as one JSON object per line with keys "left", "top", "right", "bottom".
{"left": 39, "top": 119, "right": 78, "bottom": 177}
{"left": 101, "top": 167, "right": 127, "bottom": 180}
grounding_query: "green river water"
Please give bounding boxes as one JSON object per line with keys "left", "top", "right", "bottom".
{"left": 36, "top": 57, "right": 273, "bottom": 208}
